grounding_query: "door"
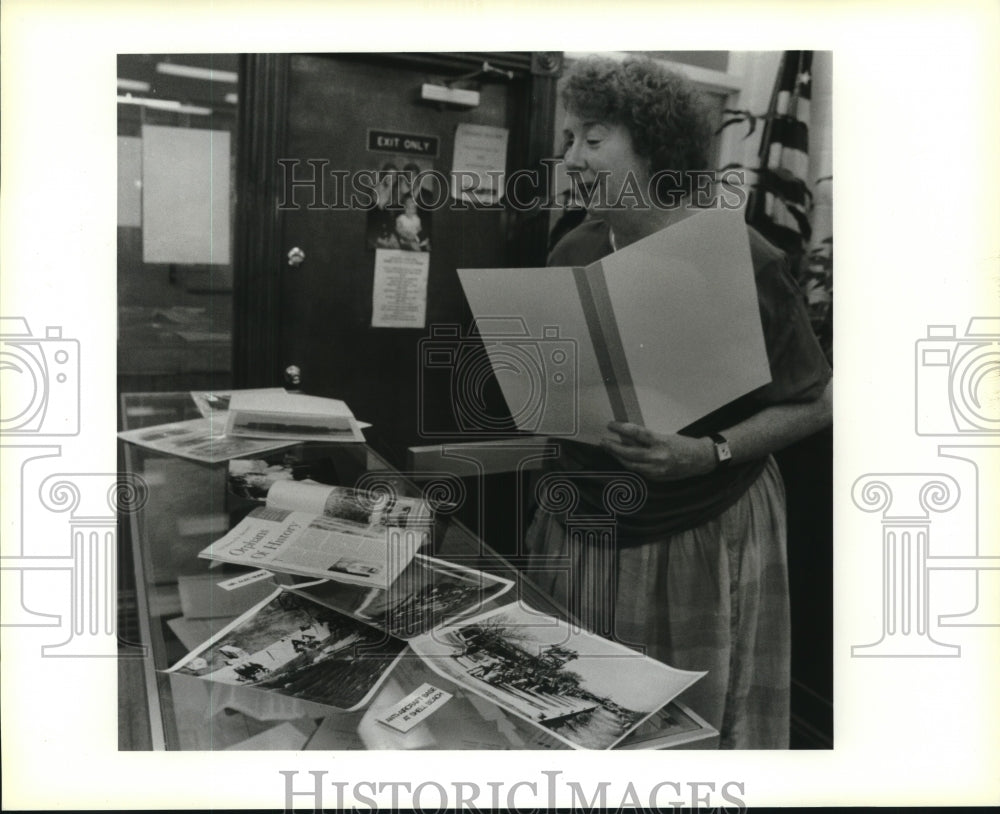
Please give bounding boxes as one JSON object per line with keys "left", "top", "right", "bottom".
{"left": 235, "top": 53, "right": 560, "bottom": 466}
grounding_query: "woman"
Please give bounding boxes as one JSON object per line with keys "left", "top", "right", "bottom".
{"left": 395, "top": 193, "right": 430, "bottom": 251}
{"left": 524, "top": 55, "right": 833, "bottom": 749}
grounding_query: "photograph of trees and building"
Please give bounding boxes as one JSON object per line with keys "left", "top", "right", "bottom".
{"left": 169, "top": 589, "right": 406, "bottom": 711}
{"left": 288, "top": 554, "right": 514, "bottom": 639}
{"left": 410, "top": 604, "right": 703, "bottom": 749}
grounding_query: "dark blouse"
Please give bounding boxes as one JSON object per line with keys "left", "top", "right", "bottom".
{"left": 544, "top": 217, "right": 832, "bottom": 543}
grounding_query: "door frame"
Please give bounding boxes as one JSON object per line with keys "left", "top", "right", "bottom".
{"left": 232, "top": 51, "right": 562, "bottom": 388}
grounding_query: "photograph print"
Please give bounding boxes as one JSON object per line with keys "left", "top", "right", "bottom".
{"left": 167, "top": 588, "right": 406, "bottom": 712}
{"left": 365, "top": 157, "right": 435, "bottom": 252}
{"left": 409, "top": 603, "right": 704, "bottom": 750}
{"left": 287, "top": 554, "right": 515, "bottom": 639}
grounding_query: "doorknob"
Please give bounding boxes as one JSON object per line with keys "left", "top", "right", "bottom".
{"left": 284, "top": 365, "right": 302, "bottom": 391}
{"left": 287, "top": 247, "right": 306, "bottom": 267}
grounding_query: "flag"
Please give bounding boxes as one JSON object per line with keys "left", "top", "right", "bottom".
{"left": 748, "top": 50, "right": 814, "bottom": 263}
{"left": 748, "top": 50, "right": 832, "bottom": 364}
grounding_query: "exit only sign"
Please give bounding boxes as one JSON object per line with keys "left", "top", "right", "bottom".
{"left": 367, "top": 129, "right": 439, "bottom": 157}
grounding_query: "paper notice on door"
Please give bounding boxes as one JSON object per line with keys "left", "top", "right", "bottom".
{"left": 372, "top": 249, "right": 429, "bottom": 328}
{"left": 450, "top": 123, "right": 509, "bottom": 204}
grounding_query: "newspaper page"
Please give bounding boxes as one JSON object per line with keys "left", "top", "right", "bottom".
{"left": 199, "top": 482, "right": 432, "bottom": 588}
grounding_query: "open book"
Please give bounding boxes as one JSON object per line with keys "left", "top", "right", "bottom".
{"left": 457, "top": 207, "right": 771, "bottom": 443}
{"left": 198, "top": 480, "right": 431, "bottom": 589}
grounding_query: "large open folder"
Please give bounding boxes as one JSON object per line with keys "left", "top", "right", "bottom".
{"left": 458, "top": 208, "right": 772, "bottom": 443}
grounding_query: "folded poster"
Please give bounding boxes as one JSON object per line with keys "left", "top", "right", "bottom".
{"left": 458, "top": 207, "right": 771, "bottom": 443}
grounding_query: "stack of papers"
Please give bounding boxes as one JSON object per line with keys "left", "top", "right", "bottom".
{"left": 118, "top": 388, "right": 370, "bottom": 464}
{"left": 117, "top": 416, "right": 295, "bottom": 464}
{"left": 224, "top": 389, "right": 366, "bottom": 443}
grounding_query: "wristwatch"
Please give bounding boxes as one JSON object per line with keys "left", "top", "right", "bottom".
{"left": 710, "top": 433, "right": 733, "bottom": 468}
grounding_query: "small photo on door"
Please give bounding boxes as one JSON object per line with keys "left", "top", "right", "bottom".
{"left": 366, "top": 158, "right": 435, "bottom": 253}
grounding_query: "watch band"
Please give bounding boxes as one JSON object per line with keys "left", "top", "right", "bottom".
{"left": 710, "top": 433, "right": 733, "bottom": 467}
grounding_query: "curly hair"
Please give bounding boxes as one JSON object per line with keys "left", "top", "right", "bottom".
{"left": 560, "top": 55, "right": 712, "bottom": 199}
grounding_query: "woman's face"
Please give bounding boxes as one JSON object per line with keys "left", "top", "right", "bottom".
{"left": 561, "top": 111, "right": 651, "bottom": 212}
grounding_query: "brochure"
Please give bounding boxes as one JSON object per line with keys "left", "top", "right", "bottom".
{"left": 198, "top": 480, "right": 432, "bottom": 588}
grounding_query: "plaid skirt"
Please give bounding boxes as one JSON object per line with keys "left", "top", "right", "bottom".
{"left": 523, "top": 455, "right": 790, "bottom": 749}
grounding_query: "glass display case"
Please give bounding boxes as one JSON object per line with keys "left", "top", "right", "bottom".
{"left": 119, "top": 391, "right": 717, "bottom": 750}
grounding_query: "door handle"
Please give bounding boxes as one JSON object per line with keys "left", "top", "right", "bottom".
{"left": 284, "top": 364, "right": 302, "bottom": 391}
{"left": 287, "top": 247, "right": 306, "bottom": 267}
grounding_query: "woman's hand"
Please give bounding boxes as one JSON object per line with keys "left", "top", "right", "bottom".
{"left": 600, "top": 421, "right": 716, "bottom": 481}
{"left": 600, "top": 380, "right": 834, "bottom": 482}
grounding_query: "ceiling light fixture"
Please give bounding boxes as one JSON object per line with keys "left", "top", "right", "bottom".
{"left": 117, "top": 96, "right": 213, "bottom": 115}
{"left": 155, "top": 63, "right": 238, "bottom": 83}
{"left": 117, "top": 78, "right": 151, "bottom": 92}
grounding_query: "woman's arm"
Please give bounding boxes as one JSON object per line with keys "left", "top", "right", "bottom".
{"left": 602, "top": 379, "right": 833, "bottom": 481}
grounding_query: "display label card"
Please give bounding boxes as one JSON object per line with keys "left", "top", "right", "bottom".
{"left": 216, "top": 569, "right": 273, "bottom": 592}
{"left": 377, "top": 683, "right": 453, "bottom": 733}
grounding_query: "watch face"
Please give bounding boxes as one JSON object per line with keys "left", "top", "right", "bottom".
{"left": 716, "top": 441, "right": 732, "bottom": 463}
